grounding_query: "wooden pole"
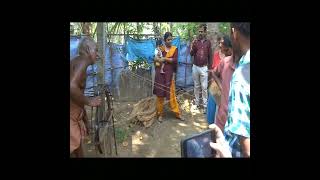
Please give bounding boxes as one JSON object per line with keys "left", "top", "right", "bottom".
{"left": 151, "top": 22, "right": 158, "bottom": 96}
{"left": 97, "top": 23, "right": 105, "bottom": 85}
{"left": 97, "top": 22, "right": 106, "bottom": 115}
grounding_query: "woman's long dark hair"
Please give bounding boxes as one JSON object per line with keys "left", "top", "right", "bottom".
{"left": 164, "top": 32, "right": 172, "bottom": 41}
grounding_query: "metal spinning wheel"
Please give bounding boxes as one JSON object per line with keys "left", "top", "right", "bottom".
{"left": 92, "top": 83, "right": 118, "bottom": 157}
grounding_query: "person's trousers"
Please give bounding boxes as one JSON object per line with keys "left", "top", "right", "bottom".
{"left": 207, "top": 93, "right": 217, "bottom": 125}
{"left": 192, "top": 65, "right": 208, "bottom": 108}
{"left": 156, "top": 79, "right": 181, "bottom": 118}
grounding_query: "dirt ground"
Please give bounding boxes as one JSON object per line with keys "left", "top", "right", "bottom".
{"left": 82, "top": 93, "right": 209, "bottom": 158}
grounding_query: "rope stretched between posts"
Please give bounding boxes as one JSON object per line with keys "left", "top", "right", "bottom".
{"left": 127, "top": 70, "right": 214, "bottom": 107}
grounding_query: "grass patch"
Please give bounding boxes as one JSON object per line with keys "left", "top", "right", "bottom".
{"left": 115, "top": 127, "right": 129, "bottom": 143}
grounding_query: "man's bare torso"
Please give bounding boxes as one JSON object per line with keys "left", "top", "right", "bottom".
{"left": 70, "top": 56, "right": 88, "bottom": 109}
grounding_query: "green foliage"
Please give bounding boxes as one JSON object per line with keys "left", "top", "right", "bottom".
{"left": 107, "top": 23, "right": 151, "bottom": 43}
{"left": 71, "top": 22, "right": 230, "bottom": 44}
{"left": 115, "top": 127, "right": 128, "bottom": 143}
{"left": 70, "top": 22, "right": 97, "bottom": 41}
{"left": 160, "top": 23, "right": 170, "bottom": 35}
{"left": 172, "top": 23, "right": 199, "bottom": 41}
{"left": 128, "top": 57, "right": 151, "bottom": 71}
{"left": 218, "top": 22, "right": 231, "bottom": 36}
{"left": 70, "top": 22, "right": 84, "bottom": 36}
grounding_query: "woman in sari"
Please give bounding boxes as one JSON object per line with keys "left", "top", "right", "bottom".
{"left": 153, "top": 32, "right": 184, "bottom": 122}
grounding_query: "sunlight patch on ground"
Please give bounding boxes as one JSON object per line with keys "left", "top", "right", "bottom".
{"left": 190, "top": 104, "right": 201, "bottom": 115}
{"left": 181, "top": 99, "right": 192, "bottom": 112}
{"left": 178, "top": 122, "right": 188, "bottom": 127}
{"left": 193, "top": 122, "right": 201, "bottom": 127}
{"left": 132, "top": 131, "right": 148, "bottom": 145}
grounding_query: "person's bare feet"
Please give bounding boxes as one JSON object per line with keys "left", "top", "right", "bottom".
{"left": 176, "top": 115, "right": 185, "bottom": 121}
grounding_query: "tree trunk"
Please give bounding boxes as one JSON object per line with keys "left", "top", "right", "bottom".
{"left": 206, "top": 23, "right": 220, "bottom": 51}
{"left": 151, "top": 23, "right": 158, "bottom": 95}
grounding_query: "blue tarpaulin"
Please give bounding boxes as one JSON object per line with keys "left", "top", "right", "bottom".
{"left": 124, "top": 36, "right": 193, "bottom": 87}
{"left": 105, "top": 43, "right": 126, "bottom": 88}
{"left": 70, "top": 37, "right": 81, "bottom": 60}
{"left": 125, "top": 37, "right": 155, "bottom": 64}
{"left": 125, "top": 36, "right": 181, "bottom": 64}
{"left": 70, "top": 36, "right": 193, "bottom": 96}
{"left": 176, "top": 42, "right": 193, "bottom": 87}
{"left": 207, "top": 93, "right": 217, "bottom": 125}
